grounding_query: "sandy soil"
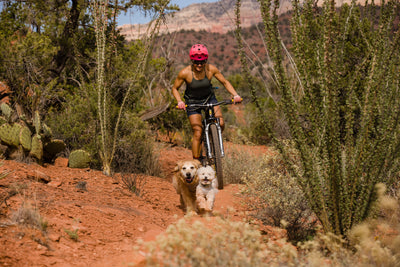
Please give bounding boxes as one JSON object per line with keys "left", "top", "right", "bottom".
{"left": 0, "top": 143, "right": 280, "bottom": 266}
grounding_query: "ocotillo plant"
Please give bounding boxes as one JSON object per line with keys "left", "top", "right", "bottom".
{"left": 235, "top": 0, "right": 400, "bottom": 236}
{"left": 91, "top": 0, "right": 167, "bottom": 175}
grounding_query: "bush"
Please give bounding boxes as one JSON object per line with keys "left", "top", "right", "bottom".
{"left": 120, "top": 173, "right": 147, "bottom": 197}
{"left": 222, "top": 145, "right": 264, "bottom": 185}
{"left": 242, "top": 145, "right": 316, "bottom": 243}
{"left": 46, "top": 86, "right": 98, "bottom": 156}
{"left": 241, "top": 99, "right": 290, "bottom": 145}
{"left": 113, "top": 113, "right": 162, "bottom": 177}
{"left": 138, "top": 216, "right": 272, "bottom": 266}
{"left": 297, "top": 183, "right": 400, "bottom": 266}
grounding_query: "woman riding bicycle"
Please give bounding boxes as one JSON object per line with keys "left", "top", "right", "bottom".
{"left": 172, "top": 44, "right": 242, "bottom": 160}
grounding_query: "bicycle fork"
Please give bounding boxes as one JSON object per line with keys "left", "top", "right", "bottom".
{"left": 204, "top": 122, "right": 225, "bottom": 159}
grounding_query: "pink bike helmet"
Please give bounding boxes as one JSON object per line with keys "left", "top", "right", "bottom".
{"left": 189, "top": 44, "right": 208, "bottom": 61}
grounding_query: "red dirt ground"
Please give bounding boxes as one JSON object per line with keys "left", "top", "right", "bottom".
{"left": 0, "top": 142, "right": 281, "bottom": 266}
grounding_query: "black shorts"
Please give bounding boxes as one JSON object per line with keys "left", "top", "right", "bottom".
{"left": 186, "top": 95, "right": 218, "bottom": 116}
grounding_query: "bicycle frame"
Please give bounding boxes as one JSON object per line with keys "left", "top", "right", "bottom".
{"left": 202, "top": 107, "right": 225, "bottom": 159}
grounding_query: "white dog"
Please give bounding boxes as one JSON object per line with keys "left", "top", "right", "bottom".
{"left": 196, "top": 165, "right": 218, "bottom": 215}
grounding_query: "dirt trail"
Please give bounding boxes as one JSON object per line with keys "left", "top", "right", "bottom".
{"left": 0, "top": 143, "right": 272, "bottom": 266}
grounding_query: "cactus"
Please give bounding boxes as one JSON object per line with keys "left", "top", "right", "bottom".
{"left": 0, "top": 103, "right": 13, "bottom": 121}
{"left": 33, "top": 110, "right": 41, "bottom": 134}
{"left": 41, "top": 123, "right": 53, "bottom": 139}
{"left": 19, "top": 125, "right": 32, "bottom": 151}
{"left": 0, "top": 116, "right": 6, "bottom": 126}
{"left": 68, "top": 149, "right": 91, "bottom": 168}
{"left": 0, "top": 123, "right": 22, "bottom": 147}
{"left": 44, "top": 139, "right": 66, "bottom": 157}
{"left": 30, "top": 134, "right": 43, "bottom": 160}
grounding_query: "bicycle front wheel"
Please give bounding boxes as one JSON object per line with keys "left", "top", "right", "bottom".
{"left": 209, "top": 124, "right": 223, "bottom": 189}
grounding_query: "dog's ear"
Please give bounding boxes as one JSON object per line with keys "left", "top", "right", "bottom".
{"left": 174, "top": 160, "right": 183, "bottom": 172}
{"left": 193, "top": 159, "right": 201, "bottom": 168}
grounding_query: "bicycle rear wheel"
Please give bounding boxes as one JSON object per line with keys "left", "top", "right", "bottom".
{"left": 209, "top": 124, "right": 223, "bottom": 189}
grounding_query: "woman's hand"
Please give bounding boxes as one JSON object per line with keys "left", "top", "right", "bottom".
{"left": 177, "top": 101, "right": 186, "bottom": 110}
{"left": 233, "top": 95, "right": 242, "bottom": 104}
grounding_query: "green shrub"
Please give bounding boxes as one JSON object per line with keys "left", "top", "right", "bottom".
{"left": 113, "top": 113, "right": 162, "bottom": 177}
{"left": 64, "top": 228, "right": 79, "bottom": 242}
{"left": 46, "top": 87, "right": 98, "bottom": 157}
{"left": 148, "top": 104, "right": 192, "bottom": 148}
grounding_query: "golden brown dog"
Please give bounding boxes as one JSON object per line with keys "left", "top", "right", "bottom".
{"left": 172, "top": 159, "right": 201, "bottom": 212}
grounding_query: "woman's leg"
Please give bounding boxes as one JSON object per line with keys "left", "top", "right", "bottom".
{"left": 188, "top": 114, "right": 203, "bottom": 158}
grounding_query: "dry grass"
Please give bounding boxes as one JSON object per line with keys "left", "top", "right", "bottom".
{"left": 120, "top": 172, "right": 147, "bottom": 197}
{"left": 222, "top": 145, "right": 265, "bottom": 185}
{"left": 136, "top": 215, "right": 297, "bottom": 267}
{"left": 241, "top": 147, "right": 316, "bottom": 243}
{"left": 11, "top": 201, "right": 48, "bottom": 232}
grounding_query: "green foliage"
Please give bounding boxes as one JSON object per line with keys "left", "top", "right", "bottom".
{"left": 45, "top": 87, "right": 98, "bottom": 156}
{"left": 64, "top": 228, "right": 79, "bottom": 242}
{"left": 240, "top": 99, "right": 282, "bottom": 145}
{"left": 148, "top": 106, "right": 192, "bottom": 147}
{"left": 238, "top": 0, "right": 400, "bottom": 237}
{"left": 113, "top": 113, "right": 162, "bottom": 176}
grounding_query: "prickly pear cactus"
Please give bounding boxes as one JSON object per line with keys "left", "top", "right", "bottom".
{"left": 19, "top": 125, "right": 32, "bottom": 151}
{"left": 41, "top": 123, "right": 53, "bottom": 139}
{"left": 0, "top": 103, "right": 13, "bottom": 121}
{"left": 33, "top": 110, "right": 41, "bottom": 134}
{"left": 44, "top": 139, "right": 66, "bottom": 156}
{"left": 30, "top": 134, "right": 43, "bottom": 160}
{"left": 0, "top": 123, "right": 22, "bottom": 147}
{"left": 68, "top": 149, "right": 91, "bottom": 168}
{"left": 0, "top": 116, "right": 6, "bottom": 126}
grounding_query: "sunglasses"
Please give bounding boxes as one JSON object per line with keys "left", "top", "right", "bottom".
{"left": 192, "top": 60, "right": 207, "bottom": 65}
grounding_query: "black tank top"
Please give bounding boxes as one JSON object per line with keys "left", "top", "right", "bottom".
{"left": 184, "top": 69, "right": 213, "bottom": 104}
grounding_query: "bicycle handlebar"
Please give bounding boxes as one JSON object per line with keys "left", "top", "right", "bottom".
{"left": 175, "top": 98, "right": 242, "bottom": 109}
{"left": 186, "top": 99, "right": 234, "bottom": 109}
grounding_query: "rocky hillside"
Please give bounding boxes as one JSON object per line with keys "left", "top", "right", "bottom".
{"left": 120, "top": 0, "right": 266, "bottom": 41}
{"left": 119, "top": 0, "right": 359, "bottom": 41}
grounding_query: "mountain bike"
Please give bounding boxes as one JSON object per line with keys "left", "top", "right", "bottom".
{"left": 186, "top": 99, "right": 234, "bottom": 190}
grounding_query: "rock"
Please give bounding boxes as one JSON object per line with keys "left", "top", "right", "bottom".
{"left": 47, "top": 180, "right": 63, "bottom": 188}
{"left": 27, "top": 170, "right": 51, "bottom": 183}
{"left": 54, "top": 157, "right": 69, "bottom": 167}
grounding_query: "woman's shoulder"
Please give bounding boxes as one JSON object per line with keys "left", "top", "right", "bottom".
{"left": 178, "top": 65, "right": 192, "bottom": 76}
{"left": 207, "top": 63, "right": 221, "bottom": 74}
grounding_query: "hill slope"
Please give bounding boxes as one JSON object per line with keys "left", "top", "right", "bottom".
{"left": 0, "top": 143, "right": 277, "bottom": 266}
